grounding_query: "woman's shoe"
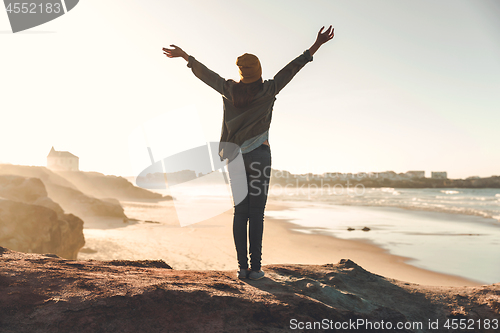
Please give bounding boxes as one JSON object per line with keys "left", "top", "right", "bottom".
{"left": 248, "top": 270, "right": 265, "bottom": 280}
{"left": 238, "top": 269, "right": 250, "bottom": 279}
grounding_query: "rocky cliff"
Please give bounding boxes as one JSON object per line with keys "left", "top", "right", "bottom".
{"left": 0, "top": 175, "right": 85, "bottom": 259}
{"left": 55, "top": 170, "right": 171, "bottom": 201}
{"left": 0, "top": 201, "right": 84, "bottom": 259}
{"left": 0, "top": 165, "right": 127, "bottom": 218}
{"left": 46, "top": 183, "right": 127, "bottom": 219}
{"left": 0, "top": 247, "right": 498, "bottom": 333}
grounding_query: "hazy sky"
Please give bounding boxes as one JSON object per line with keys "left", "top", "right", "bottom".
{"left": 1, "top": 0, "right": 499, "bottom": 178}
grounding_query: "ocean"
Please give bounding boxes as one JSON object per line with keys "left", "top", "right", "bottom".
{"left": 267, "top": 187, "right": 500, "bottom": 284}
{"left": 269, "top": 187, "right": 500, "bottom": 222}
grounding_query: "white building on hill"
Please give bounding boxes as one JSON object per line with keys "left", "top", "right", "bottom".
{"left": 47, "top": 147, "right": 79, "bottom": 171}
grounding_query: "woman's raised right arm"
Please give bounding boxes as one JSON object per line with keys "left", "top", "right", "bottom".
{"left": 163, "top": 45, "right": 227, "bottom": 96}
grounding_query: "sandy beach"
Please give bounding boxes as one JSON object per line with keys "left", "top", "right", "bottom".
{"left": 79, "top": 199, "right": 481, "bottom": 287}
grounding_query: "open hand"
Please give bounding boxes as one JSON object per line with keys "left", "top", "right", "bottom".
{"left": 315, "top": 25, "right": 334, "bottom": 45}
{"left": 309, "top": 25, "right": 334, "bottom": 56}
{"left": 162, "top": 45, "right": 189, "bottom": 61}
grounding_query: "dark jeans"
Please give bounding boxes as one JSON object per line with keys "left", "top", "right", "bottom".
{"left": 228, "top": 144, "right": 271, "bottom": 271}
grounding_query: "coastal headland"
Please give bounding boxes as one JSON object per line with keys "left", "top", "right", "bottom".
{"left": 1, "top": 247, "right": 499, "bottom": 333}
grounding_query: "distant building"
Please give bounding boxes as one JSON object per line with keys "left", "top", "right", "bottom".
{"left": 406, "top": 170, "right": 425, "bottom": 178}
{"left": 165, "top": 170, "right": 197, "bottom": 185}
{"left": 377, "top": 171, "right": 399, "bottom": 180}
{"left": 431, "top": 171, "right": 447, "bottom": 179}
{"left": 306, "top": 173, "right": 324, "bottom": 181}
{"left": 47, "top": 147, "right": 79, "bottom": 171}
{"left": 271, "top": 169, "right": 291, "bottom": 179}
{"left": 323, "top": 172, "right": 341, "bottom": 179}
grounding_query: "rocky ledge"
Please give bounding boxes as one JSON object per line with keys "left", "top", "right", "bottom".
{"left": 0, "top": 247, "right": 498, "bottom": 333}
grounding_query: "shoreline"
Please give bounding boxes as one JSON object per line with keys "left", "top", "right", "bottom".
{"left": 264, "top": 201, "right": 482, "bottom": 287}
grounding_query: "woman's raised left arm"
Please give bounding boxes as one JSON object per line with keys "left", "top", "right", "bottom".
{"left": 308, "top": 25, "right": 334, "bottom": 56}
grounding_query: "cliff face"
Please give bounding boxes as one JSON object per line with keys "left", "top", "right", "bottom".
{"left": 0, "top": 175, "right": 85, "bottom": 259}
{"left": 55, "top": 170, "right": 171, "bottom": 201}
{"left": 0, "top": 164, "right": 77, "bottom": 189}
{"left": 0, "top": 175, "right": 64, "bottom": 216}
{"left": 0, "top": 248, "right": 498, "bottom": 333}
{"left": 0, "top": 200, "right": 84, "bottom": 260}
{"left": 46, "top": 183, "right": 127, "bottom": 219}
{"left": 0, "top": 165, "right": 127, "bottom": 218}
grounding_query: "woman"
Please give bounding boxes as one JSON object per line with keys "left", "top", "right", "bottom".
{"left": 163, "top": 26, "right": 334, "bottom": 280}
